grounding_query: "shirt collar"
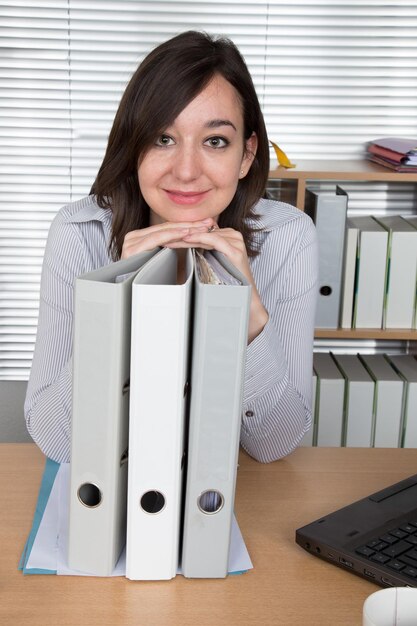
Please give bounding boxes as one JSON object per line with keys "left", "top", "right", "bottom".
{"left": 64, "top": 196, "right": 113, "bottom": 225}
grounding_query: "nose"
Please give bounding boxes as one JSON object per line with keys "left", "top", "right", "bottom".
{"left": 172, "top": 145, "right": 201, "bottom": 182}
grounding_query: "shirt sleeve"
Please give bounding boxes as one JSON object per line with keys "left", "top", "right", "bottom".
{"left": 240, "top": 214, "right": 318, "bottom": 463}
{"left": 24, "top": 213, "right": 87, "bottom": 462}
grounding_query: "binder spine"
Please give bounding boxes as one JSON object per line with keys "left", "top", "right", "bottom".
{"left": 126, "top": 250, "right": 192, "bottom": 580}
{"left": 181, "top": 279, "right": 250, "bottom": 578}
{"left": 305, "top": 188, "right": 347, "bottom": 329}
{"left": 68, "top": 281, "right": 130, "bottom": 575}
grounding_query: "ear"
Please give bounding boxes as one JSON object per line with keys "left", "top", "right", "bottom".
{"left": 240, "top": 132, "right": 258, "bottom": 177}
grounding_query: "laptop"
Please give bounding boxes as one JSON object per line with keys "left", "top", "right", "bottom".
{"left": 296, "top": 473, "right": 417, "bottom": 588}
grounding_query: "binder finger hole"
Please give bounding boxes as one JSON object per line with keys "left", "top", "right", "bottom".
{"left": 140, "top": 490, "right": 165, "bottom": 514}
{"left": 77, "top": 483, "right": 102, "bottom": 508}
{"left": 198, "top": 490, "right": 224, "bottom": 514}
{"left": 320, "top": 285, "right": 332, "bottom": 296}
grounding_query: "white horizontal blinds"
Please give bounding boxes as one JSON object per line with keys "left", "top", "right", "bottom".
{"left": 264, "top": 0, "right": 417, "bottom": 159}
{"left": 1, "top": 0, "right": 417, "bottom": 381}
{"left": 306, "top": 181, "right": 417, "bottom": 217}
{"left": 0, "top": 0, "right": 269, "bottom": 381}
{"left": 0, "top": 2, "right": 71, "bottom": 380}
{"left": 69, "top": 0, "right": 269, "bottom": 197}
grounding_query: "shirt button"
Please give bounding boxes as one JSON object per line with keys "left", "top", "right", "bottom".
{"left": 245, "top": 410, "right": 254, "bottom": 417}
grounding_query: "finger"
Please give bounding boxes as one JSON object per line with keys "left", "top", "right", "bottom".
{"left": 181, "top": 231, "right": 250, "bottom": 272}
{"left": 164, "top": 241, "right": 197, "bottom": 249}
{"left": 182, "top": 231, "right": 242, "bottom": 251}
{"left": 122, "top": 227, "right": 192, "bottom": 258}
{"left": 126, "top": 223, "right": 210, "bottom": 244}
{"left": 165, "top": 242, "right": 215, "bottom": 250}
{"left": 124, "top": 218, "right": 216, "bottom": 241}
{"left": 123, "top": 225, "right": 215, "bottom": 258}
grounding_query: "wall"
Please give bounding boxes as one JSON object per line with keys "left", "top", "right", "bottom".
{"left": 0, "top": 381, "right": 31, "bottom": 442}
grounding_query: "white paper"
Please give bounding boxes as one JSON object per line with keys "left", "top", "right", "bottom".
{"left": 26, "top": 465, "right": 62, "bottom": 571}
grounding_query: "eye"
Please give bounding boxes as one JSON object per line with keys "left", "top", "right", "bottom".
{"left": 204, "top": 136, "right": 229, "bottom": 149}
{"left": 155, "top": 134, "right": 175, "bottom": 147}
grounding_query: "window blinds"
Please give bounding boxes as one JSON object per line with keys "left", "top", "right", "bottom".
{"left": 1, "top": 0, "right": 417, "bottom": 380}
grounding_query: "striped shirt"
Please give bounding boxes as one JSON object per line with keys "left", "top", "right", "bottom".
{"left": 24, "top": 195, "right": 318, "bottom": 463}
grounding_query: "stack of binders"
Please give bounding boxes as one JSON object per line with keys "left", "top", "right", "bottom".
{"left": 305, "top": 182, "right": 417, "bottom": 331}
{"left": 305, "top": 353, "right": 417, "bottom": 450}
{"left": 342, "top": 215, "right": 417, "bottom": 330}
{"left": 68, "top": 247, "right": 251, "bottom": 580}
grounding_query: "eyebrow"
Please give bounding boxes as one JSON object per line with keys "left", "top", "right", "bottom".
{"left": 205, "top": 119, "right": 237, "bottom": 132}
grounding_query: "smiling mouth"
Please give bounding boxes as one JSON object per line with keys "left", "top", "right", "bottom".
{"left": 164, "top": 189, "right": 210, "bottom": 205}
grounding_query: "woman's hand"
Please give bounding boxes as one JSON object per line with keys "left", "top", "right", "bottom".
{"left": 166, "top": 226, "right": 269, "bottom": 343}
{"left": 120, "top": 218, "right": 216, "bottom": 259}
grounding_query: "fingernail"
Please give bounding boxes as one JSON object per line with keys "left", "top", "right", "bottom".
{"left": 201, "top": 218, "right": 212, "bottom": 224}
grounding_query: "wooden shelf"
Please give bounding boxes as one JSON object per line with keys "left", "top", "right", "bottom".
{"left": 315, "top": 328, "right": 417, "bottom": 341}
{"left": 269, "top": 159, "right": 417, "bottom": 182}
{"left": 268, "top": 160, "right": 417, "bottom": 210}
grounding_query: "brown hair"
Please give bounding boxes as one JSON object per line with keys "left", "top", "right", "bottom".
{"left": 91, "top": 31, "right": 270, "bottom": 259}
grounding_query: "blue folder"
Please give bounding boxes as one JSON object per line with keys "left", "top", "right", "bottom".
{"left": 18, "top": 458, "right": 60, "bottom": 575}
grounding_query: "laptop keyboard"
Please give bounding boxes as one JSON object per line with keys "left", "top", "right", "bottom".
{"left": 355, "top": 521, "right": 417, "bottom": 580}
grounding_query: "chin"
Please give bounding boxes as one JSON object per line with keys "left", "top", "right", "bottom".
{"left": 169, "top": 209, "right": 215, "bottom": 223}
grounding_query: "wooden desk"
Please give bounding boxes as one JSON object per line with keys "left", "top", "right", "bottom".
{"left": 2, "top": 444, "right": 417, "bottom": 626}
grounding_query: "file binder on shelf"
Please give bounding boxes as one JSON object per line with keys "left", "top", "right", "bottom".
{"left": 350, "top": 216, "right": 388, "bottom": 329}
{"left": 333, "top": 354, "right": 374, "bottom": 447}
{"left": 360, "top": 354, "right": 403, "bottom": 448}
{"left": 404, "top": 216, "right": 417, "bottom": 329}
{"left": 304, "top": 186, "right": 348, "bottom": 329}
{"left": 340, "top": 221, "right": 359, "bottom": 329}
{"left": 376, "top": 216, "right": 417, "bottom": 329}
{"left": 313, "top": 353, "right": 345, "bottom": 447}
{"left": 126, "top": 248, "right": 193, "bottom": 581}
{"left": 181, "top": 250, "right": 251, "bottom": 579}
{"left": 68, "top": 249, "right": 158, "bottom": 576}
{"left": 387, "top": 355, "right": 417, "bottom": 448}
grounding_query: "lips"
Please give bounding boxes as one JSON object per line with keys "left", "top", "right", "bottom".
{"left": 164, "top": 189, "right": 210, "bottom": 205}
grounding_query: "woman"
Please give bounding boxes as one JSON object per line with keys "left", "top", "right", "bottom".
{"left": 25, "top": 31, "right": 318, "bottom": 464}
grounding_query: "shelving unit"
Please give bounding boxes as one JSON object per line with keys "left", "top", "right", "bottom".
{"left": 269, "top": 160, "right": 417, "bottom": 211}
{"left": 314, "top": 328, "right": 417, "bottom": 341}
{"left": 267, "top": 160, "right": 417, "bottom": 345}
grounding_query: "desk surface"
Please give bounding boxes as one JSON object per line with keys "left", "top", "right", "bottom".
{"left": 2, "top": 444, "right": 417, "bottom": 626}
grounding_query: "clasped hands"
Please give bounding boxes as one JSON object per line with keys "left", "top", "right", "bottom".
{"left": 121, "top": 219, "right": 269, "bottom": 342}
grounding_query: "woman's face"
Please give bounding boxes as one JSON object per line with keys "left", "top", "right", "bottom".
{"left": 137, "top": 74, "right": 258, "bottom": 225}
